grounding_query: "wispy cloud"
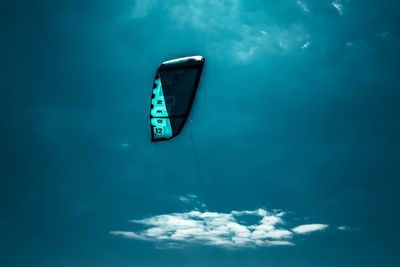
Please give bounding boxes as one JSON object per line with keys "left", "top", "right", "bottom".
{"left": 332, "top": 0, "right": 344, "bottom": 15}
{"left": 111, "top": 208, "right": 328, "bottom": 248}
{"left": 178, "top": 194, "right": 206, "bottom": 208}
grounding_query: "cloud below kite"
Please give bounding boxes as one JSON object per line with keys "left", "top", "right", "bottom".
{"left": 111, "top": 208, "right": 328, "bottom": 248}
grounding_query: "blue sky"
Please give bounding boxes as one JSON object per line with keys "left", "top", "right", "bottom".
{"left": 1, "top": 0, "right": 399, "bottom": 266}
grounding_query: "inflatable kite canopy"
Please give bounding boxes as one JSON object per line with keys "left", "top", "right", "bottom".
{"left": 150, "top": 56, "right": 205, "bottom": 142}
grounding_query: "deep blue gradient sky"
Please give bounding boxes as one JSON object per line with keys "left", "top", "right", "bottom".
{"left": 1, "top": 0, "right": 400, "bottom": 266}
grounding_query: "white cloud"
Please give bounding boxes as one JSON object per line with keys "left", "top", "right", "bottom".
{"left": 332, "top": 0, "right": 344, "bottom": 15}
{"left": 292, "top": 224, "right": 328, "bottom": 234}
{"left": 111, "top": 209, "right": 329, "bottom": 248}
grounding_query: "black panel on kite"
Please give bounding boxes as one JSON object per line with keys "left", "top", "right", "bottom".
{"left": 150, "top": 56, "right": 205, "bottom": 142}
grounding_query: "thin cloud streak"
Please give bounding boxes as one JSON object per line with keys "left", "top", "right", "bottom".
{"left": 292, "top": 224, "right": 328, "bottom": 234}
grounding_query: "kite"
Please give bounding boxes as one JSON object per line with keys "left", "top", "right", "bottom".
{"left": 150, "top": 56, "right": 205, "bottom": 142}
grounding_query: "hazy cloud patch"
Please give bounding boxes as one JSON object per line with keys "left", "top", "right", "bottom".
{"left": 171, "top": 0, "right": 240, "bottom": 30}
{"left": 376, "top": 31, "right": 390, "bottom": 39}
{"left": 117, "top": 143, "right": 130, "bottom": 149}
{"left": 168, "top": 0, "right": 309, "bottom": 63}
{"left": 130, "top": 0, "right": 156, "bottom": 19}
{"left": 296, "top": 0, "right": 310, "bottom": 12}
